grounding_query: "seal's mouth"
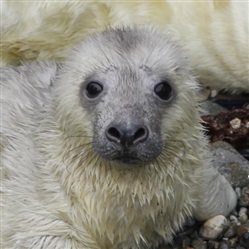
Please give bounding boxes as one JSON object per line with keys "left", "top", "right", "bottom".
{"left": 93, "top": 134, "right": 163, "bottom": 166}
{"left": 114, "top": 156, "right": 141, "bottom": 165}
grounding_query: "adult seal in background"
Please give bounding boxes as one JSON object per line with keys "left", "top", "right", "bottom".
{"left": 1, "top": 27, "right": 237, "bottom": 249}
{"left": 1, "top": 1, "right": 248, "bottom": 92}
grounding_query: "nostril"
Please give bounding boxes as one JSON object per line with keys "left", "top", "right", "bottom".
{"left": 108, "top": 127, "right": 121, "bottom": 139}
{"left": 133, "top": 126, "right": 149, "bottom": 144}
{"left": 134, "top": 128, "right": 146, "bottom": 141}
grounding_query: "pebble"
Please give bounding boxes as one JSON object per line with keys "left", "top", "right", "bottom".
{"left": 199, "top": 215, "right": 229, "bottom": 240}
{"left": 236, "top": 224, "right": 249, "bottom": 236}
{"left": 239, "top": 207, "right": 248, "bottom": 224}
{"left": 239, "top": 232, "right": 249, "bottom": 248}
{"left": 228, "top": 237, "right": 238, "bottom": 247}
{"left": 206, "top": 241, "right": 216, "bottom": 249}
{"left": 230, "top": 215, "right": 239, "bottom": 225}
{"left": 230, "top": 118, "right": 242, "bottom": 129}
{"left": 218, "top": 240, "right": 230, "bottom": 249}
{"left": 224, "top": 223, "right": 237, "bottom": 238}
{"left": 239, "top": 186, "right": 249, "bottom": 207}
{"left": 210, "top": 241, "right": 220, "bottom": 249}
{"left": 173, "top": 235, "right": 191, "bottom": 248}
{"left": 191, "top": 239, "right": 207, "bottom": 249}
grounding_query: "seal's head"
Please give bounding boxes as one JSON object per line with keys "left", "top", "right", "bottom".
{"left": 55, "top": 27, "right": 199, "bottom": 166}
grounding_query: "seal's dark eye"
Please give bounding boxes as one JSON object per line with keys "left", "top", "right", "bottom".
{"left": 86, "top": 82, "right": 103, "bottom": 98}
{"left": 154, "top": 81, "right": 172, "bottom": 101}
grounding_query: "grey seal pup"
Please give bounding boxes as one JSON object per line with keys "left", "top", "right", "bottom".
{"left": 1, "top": 27, "right": 236, "bottom": 249}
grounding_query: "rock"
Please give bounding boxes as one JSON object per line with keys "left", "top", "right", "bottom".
{"left": 239, "top": 148, "right": 249, "bottom": 161}
{"left": 206, "top": 240, "right": 216, "bottom": 249}
{"left": 239, "top": 186, "right": 249, "bottom": 207}
{"left": 235, "top": 187, "right": 242, "bottom": 198}
{"left": 209, "top": 241, "right": 220, "bottom": 249}
{"left": 218, "top": 240, "right": 230, "bottom": 249}
{"left": 230, "top": 118, "right": 242, "bottom": 130}
{"left": 224, "top": 223, "right": 237, "bottom": 238}
{"left": 239, "top": 207, "right": 248, "bottom": 223}
{"left": 239, "top": 231, "right": 249, "bottom": 248}
{"left": 175, "top": 236, "right": 191, "bottom": 248}
{"left": 230, "top": 215, "right": 239, "bottom": 225}
{"left": 228, "top": 237, "right": 238, "bottom": 247}
{"left": 199, "top": 215, "right": 229, "bottom": 240}
{"left": 192, "top": 238, "right": 207, "bottom": 249}
{"left": 210, "top": 141, "right": 249, "bottom": 188}
{"left": 236, "top": 224, "right": 249, "bottom": 236}
{"left": 200, "top": 101, "right": 227, "bottom": 115}
{"left": 171, "top": 234, "right": 192, "bottom": 249}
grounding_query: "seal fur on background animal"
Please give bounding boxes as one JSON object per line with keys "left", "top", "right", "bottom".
{"left": 1, "top": 27, "right": 236, "bottom": 249}
{"left": 1, "top": 0, "right": 248, "bottom": 92}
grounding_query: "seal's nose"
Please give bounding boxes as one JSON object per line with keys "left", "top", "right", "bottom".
{"left": 105, "top": 122, "right": 149, "bottom": 147}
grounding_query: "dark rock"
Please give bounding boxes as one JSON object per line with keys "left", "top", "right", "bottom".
{"left": 239, "top": 231, "right": 249, "bottom": 248}
{"left": 200, "top": 101, "right": 227, "bottom": 115}
{"left": 174, "top": 235, "right": 191, "bottom": 248}
{"left": 190, "top": 231, "right": 201, "bottom": 240}
{"left": 218, "top": 241, "right": 230, "bottom": 249}
{"left": 209, "top": 92, "right": 249, "bottom": 110}
{"left": 207, "top": 241, "right": 216, "bottom": 249}
{"left": 238, "top": 148, "right": 249, "bottom": 161}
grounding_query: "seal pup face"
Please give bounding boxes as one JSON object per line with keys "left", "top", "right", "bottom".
{"left": 56, "top": 27, "right": 198, "bottom": 166}
{"left": 80, "top": 66, "right": 175, "bottom": 165}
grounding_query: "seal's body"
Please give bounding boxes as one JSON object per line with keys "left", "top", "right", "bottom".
{"left": 1, "top": 28, "right": 236, "bottom": 249}
{"left": 1, "top": 0, "right": 248, "bottom": 92}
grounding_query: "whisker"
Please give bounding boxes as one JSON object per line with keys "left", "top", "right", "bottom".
{"left": 65, "top": 147, "right": 94, "bottom": 173}
{"left": 62, "top": 144, "right": 92, "bottom": 165}
{"left": 163, "top": 138, "right": 186, "bottom": 151}
{"left": 65, "top": 135, "right": 93, "bottom": 139}
{"left": 149, "top": 57, "right": 161, "bottom": 69}
{"left": 161, "top": 136, "right": 186, "bottom": 145}
{"left": 93, "top": 37, "right": 115, "bottom": 70}
{"left": 144, "top": 46, "right": 156, "bottom": 68}
{"left": 154, "top": 156, "right": 177, "bottom": 177}
{"left": 78, "top": 126, "right": 94, "bottom": 132}
{"left": 63, "top": 143, "right": 91, "bottom": 158}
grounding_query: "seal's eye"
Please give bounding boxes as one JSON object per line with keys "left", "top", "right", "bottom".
{"left": 154, "top": 81, "right": 172, "bottom": 101}
{"left": 86, "top": 82, "right": 103, "bottom": 98}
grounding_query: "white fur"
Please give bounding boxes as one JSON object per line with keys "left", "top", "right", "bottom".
{"left": 1, "top": 0, "right": 248, "bottom": 91}
{"left": 1, "top": 28, "right": 237, "bottom": 249}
